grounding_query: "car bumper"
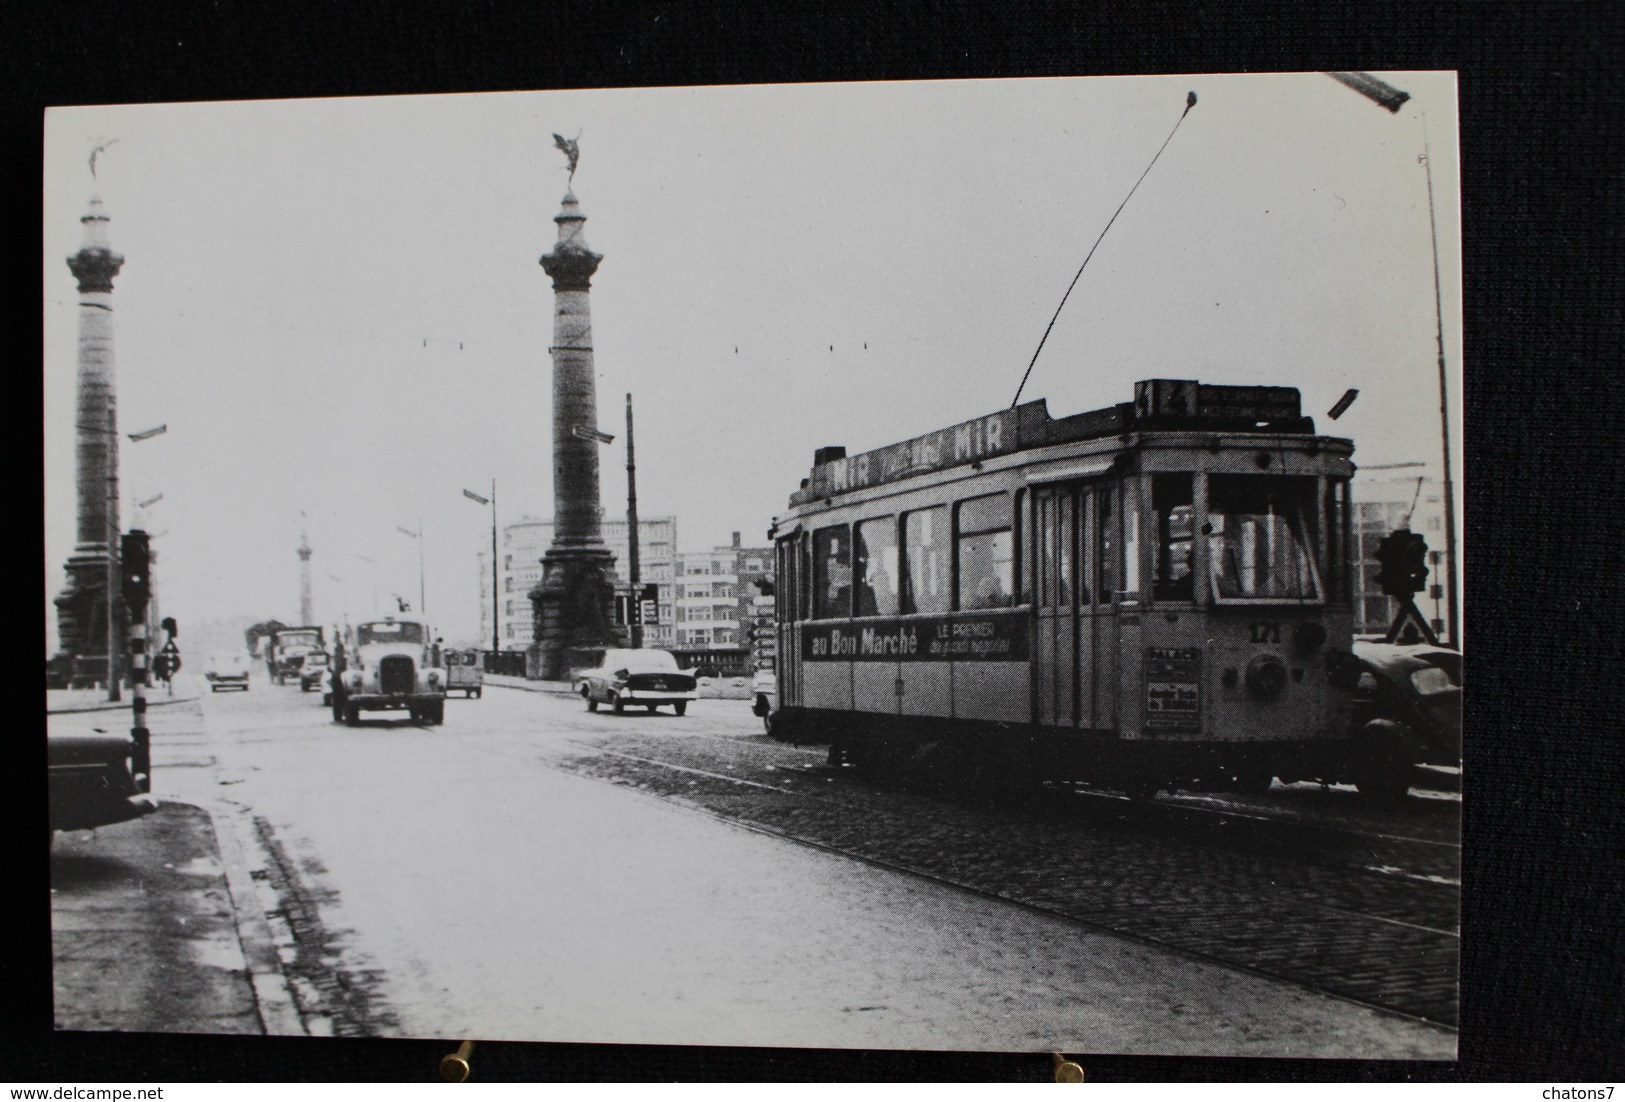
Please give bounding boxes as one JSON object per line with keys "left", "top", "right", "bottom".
{"left": 616, "top": 688, "right": 699, "bottom": 704}
{"left": 346, "top": 693, "right": 445, "bottom": 709}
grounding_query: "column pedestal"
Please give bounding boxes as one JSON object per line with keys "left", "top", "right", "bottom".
{"left": 526, "top": 547, "right": 624, "bottom": 680}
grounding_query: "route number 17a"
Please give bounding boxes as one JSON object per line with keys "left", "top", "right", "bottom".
{"left": 1249, "top": 621, "right": 1282, "bottom": 644}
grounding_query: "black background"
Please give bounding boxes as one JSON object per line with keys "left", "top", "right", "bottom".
{"left": 12, "top": 0, "right": 1622, "bottom": 1084}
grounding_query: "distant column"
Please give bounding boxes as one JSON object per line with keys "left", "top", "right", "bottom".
{"left": 298, "top": 528, "right": 314, "bottom": 625}
{"left": 527, "top": 186, "right": 625, "bottom": 679}
{"left": 53, "top": 195, "right": 126, "bottom": 687}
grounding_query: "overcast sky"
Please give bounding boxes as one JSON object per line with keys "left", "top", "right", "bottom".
{"left": 43, "top": 72, "right": 1461, "bottom": 650}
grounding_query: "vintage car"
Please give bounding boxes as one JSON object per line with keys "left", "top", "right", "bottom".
{"left": 445, "top": 649, "right": 483, "bottom": 698}
{"left": 298, "top": 650, "right": 330, "bottom": 694}
{"left": 48, "top": 726, "right": 156, "bottom": 833}
{"left": 204, "top": 652, "right": 251, "bottom": 692}
{"left": 332, "top": 616, "right": 447, "bottom": 725}
{"left": 1349, "top": 640, "right": 1463, "bottom": 800}
{"left": 575, "top": 648, "right": 697, "bottom": 715}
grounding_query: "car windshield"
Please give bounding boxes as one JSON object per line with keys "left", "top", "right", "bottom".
{"left": 278, "top": 632, "right": 321, "bottom": 647}
{"left": 609, "top": 649, "right": 679, "bottom": 672}
{"left": 210, "top": 654, "right": 244, "bottom": 668}
{"left": 358, "top": 621, "right": 424, "bottom": 645}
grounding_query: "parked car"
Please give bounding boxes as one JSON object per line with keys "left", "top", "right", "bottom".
{"left": 1349, "top": 641, "right": 1462, "bottom": 800}
{"left": 333, "top": 616, "right": 447, "bottom": 725}
{"left": 204, "top": 652, "right": 251, "bottom": 692}
{"left": 49, "top": 727, "right": 156, "bottom": 833}
{"left": 575, "top": 648, "right": 697, "bottom": 716}
{"left": 446, "top": 649, "right": 484, "bottom": 698}
{"left": 298, "top": 650, "right": 329, "bottom": 694}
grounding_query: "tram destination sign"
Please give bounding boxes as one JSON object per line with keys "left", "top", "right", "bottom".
{"left": 801, "top": 610, "right": 1029, "bottom": 662}
{"left": 803, "top": 408, "right": 1023, "bottom": 497}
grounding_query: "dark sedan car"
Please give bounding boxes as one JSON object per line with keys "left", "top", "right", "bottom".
{"left": 1349, "top": 641, "right": 1462, "bottom": 800}
{"left": 48, "top": 727, "right": 156, "bottom": 833}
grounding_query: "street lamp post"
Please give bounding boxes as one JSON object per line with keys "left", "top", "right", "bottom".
{"left": 397, "top": 521, "right": 425, "bottom": 616}
{"left": 462, "top": 482, "right": 498, "bottom": 657}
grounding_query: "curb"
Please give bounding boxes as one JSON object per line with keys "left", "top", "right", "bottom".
{"left": 205, "top": 796, "right": 307, "bottom": 1035}
{"left": 46, "top": 693, "right": 202, "bottom": 715}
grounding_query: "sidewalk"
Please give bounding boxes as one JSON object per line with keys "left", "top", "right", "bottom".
{"left": 483, "top": 672, "right": 753, "bottom": 700}
{"left": 47, "top": 683, "right": 201, "bottom": 714}
{"left": 49, "top": 688, "right": 302, "bottom": 1037}
{"left": 482, "top": 672, "right": 574, "bottom": 695}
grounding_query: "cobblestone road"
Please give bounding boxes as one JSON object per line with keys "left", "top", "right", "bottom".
{"left": 545, "top": 724, "right": 1459, "bottom": 1028}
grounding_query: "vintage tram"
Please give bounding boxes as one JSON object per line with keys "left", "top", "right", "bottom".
{"left": 768, "top": 378, "right": 1365, "bottom": 799}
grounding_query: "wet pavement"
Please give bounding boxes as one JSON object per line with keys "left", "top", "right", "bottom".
{"left": 48, "top": 672, "right": 1458, "bottom": 1058}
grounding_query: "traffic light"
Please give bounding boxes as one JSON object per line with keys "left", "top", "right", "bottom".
{"left": 639, "top": 583, "right": 660, "bottom": 625}
{"left": 120, "top": 530, "right": 151, "bottom": 617}
{"left": 1374, "top": 529, "right": 1429, "bottom": 597}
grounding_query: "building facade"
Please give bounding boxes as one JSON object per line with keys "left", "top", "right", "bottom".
{"left": 480, "top": 513, "right": 678, "bottom": 651}
{"left": 670, "top": 532, "right": 774, "bottom": 676}
{"left": 1351, "top": 464, "right": 1448, "bottom": 638}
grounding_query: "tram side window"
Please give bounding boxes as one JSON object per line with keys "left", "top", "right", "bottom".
{"left": 1206, "top": 475, "right": 1322, "bottom": 602}
{"left": 855, "top": 516, "right": 900, "bottom": 616}
{"left": 1095, "top": 487, "right": 1117, "bottom": 601}
{"left": 956, "top": 493, "right": 1014, "bottom": 610}
{"left": 813, "top": 525, "right": 852, "bottom": 619}
{"left": 1153, "top": 474, "right": 1195, "bottom": 601}
{"left": 901, "top": 506, "right": 950, "bottom": 615}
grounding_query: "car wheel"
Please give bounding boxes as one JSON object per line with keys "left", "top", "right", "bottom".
{"left": 431, "top": 703, "right": 445, "bottom": 725}
{"left": 583, "top": 688, "right": 598, "bottom": 712}
{"left": 673, "top": 701, "right": 687, "bottom": 717}
{"left": 612, "top": 697, "right": 625, "bottom": 715}
{"left": 344, "top": 703, "right": 361, "bottom": 727}
{"left": 473, "top": 688, "right": 481, "bottom": 699}
{"left": 646, "top": 704, "right": 658, "bottom": 713}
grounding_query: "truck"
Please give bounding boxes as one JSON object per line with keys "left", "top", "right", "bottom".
{"left": 332, "top": 616, "right": 447, "bottom": 725}
{"left": 267, "top": 626, "right": 325, "bottom": 685}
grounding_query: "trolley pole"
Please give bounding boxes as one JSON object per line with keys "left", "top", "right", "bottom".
{"left": 625, "top": 392, "right": 641, "bottom": 650}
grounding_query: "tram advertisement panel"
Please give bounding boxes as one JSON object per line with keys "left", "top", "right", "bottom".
{"left": 802, "top": 610, "right": 1029, "bottom": 662}
{"left": 1144, "top": 646, "right": 1202, "bottom": 732}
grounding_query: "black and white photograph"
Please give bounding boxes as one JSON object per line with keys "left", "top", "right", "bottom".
{"left": 44, "top": 71, "right": 1463, "bottom": 1062}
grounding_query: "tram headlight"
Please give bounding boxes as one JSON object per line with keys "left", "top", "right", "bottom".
{"left": 1245, "top": 654, "right": 1289, "bottom": 699}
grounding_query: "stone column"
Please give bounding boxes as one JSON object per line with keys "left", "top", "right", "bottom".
{"left": 53, "top": 196, "right": 125, "bottom": 687}
{"left": 527, "top": 189, "right": 625, "bottom": 679}
{"left": 298, "top": 529, "right": 314, "bottom": 626}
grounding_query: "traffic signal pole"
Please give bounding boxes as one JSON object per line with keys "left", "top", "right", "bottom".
{"left": 121, "top": 530, "right": 151, "bottom": 794}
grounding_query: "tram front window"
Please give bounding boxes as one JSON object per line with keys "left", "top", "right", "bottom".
{"left": 1206, "top": 475, "right": 1322, "bottom": 602}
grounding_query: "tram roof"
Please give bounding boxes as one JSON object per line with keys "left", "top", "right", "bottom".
{"left": 790, "top": 379, "right": 1316, "bottom": 506}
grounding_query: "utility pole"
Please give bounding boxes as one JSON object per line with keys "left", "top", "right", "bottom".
{"left": 490, "top": 479, "right": 499, "bottom": 656}
{"left": 625, "top": 392, "right": 641, "bottom": 649}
